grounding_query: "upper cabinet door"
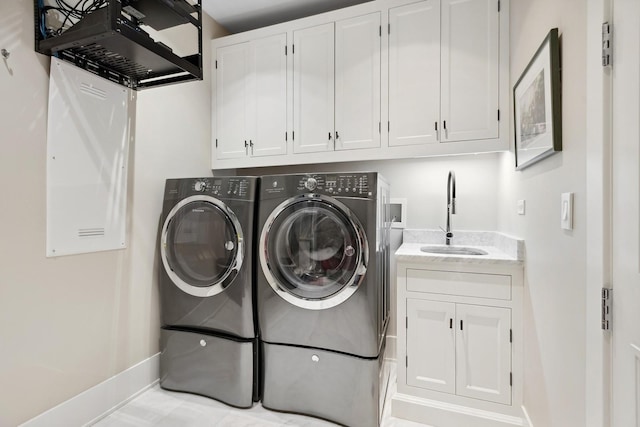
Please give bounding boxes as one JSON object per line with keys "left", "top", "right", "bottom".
{"left": 248, "top": 33, "right": 288, "bottom": 157}
{"left": 293, "top": 23, "right": 335, "bottom": 154}
{"left": 388, "top": 1, "right": 440, "bottom": 147}
{"left": 334, "top": 12, "right": 381, "bottom": 151}
{"left": 216, "top": 42, "right": 250, "bottom": 160}
{"left": 455, "top": 303, "right": 511, "bottom": 405}
{"left": 441, "top": 0, "right": 499, "bottom": 142}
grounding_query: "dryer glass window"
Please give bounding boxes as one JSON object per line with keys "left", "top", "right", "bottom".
{"left": 269, "top": 201, "right": 360, "bottom": 300}
{"left": 165, "top": 201, "right": 238, "bottom": 288}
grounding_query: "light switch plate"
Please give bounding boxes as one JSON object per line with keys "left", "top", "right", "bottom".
{"left": 561, "top": 192, "right": 574, "bottom": 230}
{"left": 517, "top": 200, "right": 526, "bottom": 215}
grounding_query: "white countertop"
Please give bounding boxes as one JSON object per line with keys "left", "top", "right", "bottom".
{"left": 395, "top": 230, "right": 524, "bottom": 266}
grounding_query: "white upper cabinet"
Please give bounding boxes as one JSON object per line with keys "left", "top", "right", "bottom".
{"left": 215, "top": 34, "right": 287, "bottom": 160}
{"left": 249, "top": 34, "right": 288, "bottom": 157}
{"left": 388, "top": 1, "right": 440, "bottom": 147}
{"left": 293, "top": 13, "right": 381, "bottom": 154}
{"left": 389, "top": 0, "right": 500, "bottom": 147}
{"left": 441, "top": 0, "right": 499, "bottom": 142}
{"left": 335, "top": 12, "right": 381, "bottom": 151}
{"left": 293, "top": 23, "right": 335, "bottom": 154}
{"left": 215, "top": 42, "right": 250, "bottom": 160}
{"left": 211, "top": 0, "right": 508, "bottom": 169}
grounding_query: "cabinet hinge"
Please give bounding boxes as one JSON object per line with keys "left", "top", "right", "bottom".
{"left": 215, "top": 139, "right": 218, "bottom": 148}
{"left": 602, "top": 288, "right": 612, "bottom": 330}
{"left": 602, "top": 22, "right": 612, "bottom": 67}
{"left": 510, "top": 372, "right": 512, "bottom": 386}
{"left": 498, "top": 109, "right": 501, "bottom": 121}
{"left": 510, "top": 329, "right": 512, "bottom": 343}
{"left": 215, "top": 60, "right": 217, "bottom": 69}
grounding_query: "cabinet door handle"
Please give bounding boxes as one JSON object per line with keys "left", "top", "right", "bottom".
{"left": 435, "top": 122, "right": 439, "bottom": 139}
{"left": 460, "top": 320, "right": 463, "bottom": 331}
{"left": 335, "top": 131, "right": 340, "bottom": 140}
{"left": 328, "top": 132, "right": 332, "bottom": 140}
{"left": 449, "top": 318, "right": 453, "bottom": 329}
{"left": 443, "top": 120, "right": 447, "bottom": 131}
{"left": 249, "top": 140, "right": 254, "bottom": 155}
{"left": 244, "top": 140, "right": 248, "bottom": 155}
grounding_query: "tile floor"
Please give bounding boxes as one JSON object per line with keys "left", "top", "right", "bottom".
{"left": 92, "top": 365, "right": 427, "bottom": 427}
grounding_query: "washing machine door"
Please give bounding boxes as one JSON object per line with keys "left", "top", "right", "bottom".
{"left": 260, "top": 195, "right": 368, "bottom": 310}
{"left": 161, "top": 195, "right": 243, "bottom": 297}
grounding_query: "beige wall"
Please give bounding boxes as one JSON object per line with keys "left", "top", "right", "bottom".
{"left": 499, "top": 1, "right": 587, "bottom": 426}
{"left": 0, "top": 2, "right": 226, "bottom": 425}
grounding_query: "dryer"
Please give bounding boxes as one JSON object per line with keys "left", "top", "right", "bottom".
{"left": 158, "top": 177, "right": 258, "bottom": 408}
{"left": 257, "top": 172, "right": 391, "bottom": 426}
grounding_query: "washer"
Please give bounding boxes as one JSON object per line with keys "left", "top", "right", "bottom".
{"left": 158, "top": 176, "right": 258, "bottom": 408}
{"left": 257, "top": 172, "right": 391, "bottom": 426}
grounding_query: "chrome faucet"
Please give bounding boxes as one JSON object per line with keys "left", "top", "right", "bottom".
{"left": 445, "top": 171, "right": 456, "bottom": 245}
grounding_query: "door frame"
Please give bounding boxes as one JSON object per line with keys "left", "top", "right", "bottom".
{"left": 585, "top": 0, "right": 613, "bottom": 426}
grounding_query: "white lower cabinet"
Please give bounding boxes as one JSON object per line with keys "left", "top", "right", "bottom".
{"left": 395, "top": 263, "right": 524, "bottom": 427}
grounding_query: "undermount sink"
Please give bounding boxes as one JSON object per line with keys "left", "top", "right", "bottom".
{"left": 420, "top": 245, "right": 488, "bottom": 256}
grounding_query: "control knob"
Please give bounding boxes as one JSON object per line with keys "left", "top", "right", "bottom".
{"left": 305, "top": 177, "right": 318, "bottom": 191}
{"left": 194, "top": 181, "right": 207, "bottom": 192}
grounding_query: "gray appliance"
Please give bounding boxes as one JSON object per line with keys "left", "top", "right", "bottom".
{"left": 257, "top": 172, "right": 391, "bottom": 426}
{"left": 158, "top": 177, "right": 258, "bottom": 408}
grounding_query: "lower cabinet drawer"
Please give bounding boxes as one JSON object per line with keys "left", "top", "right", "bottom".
{"left": 406, "top": 269, "right": 511, "bottom": 300}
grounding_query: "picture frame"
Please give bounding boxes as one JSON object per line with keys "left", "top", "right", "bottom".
{"left": 513, "top": 28, "right": 562, "bottom": 170}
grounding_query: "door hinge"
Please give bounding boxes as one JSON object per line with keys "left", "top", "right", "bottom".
{"left": 602, "top": 288, "right": 612, "bottom": 330}
{"left": 602, "top": 22, "right": 612, "bottom": 67}
{"left": 510, "top": 372, "right": 512, "bottom": 386}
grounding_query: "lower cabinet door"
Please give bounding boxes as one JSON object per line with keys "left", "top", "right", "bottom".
{"left": 455, "top": 304, "right": 512, "bottom": 404}
{"left": 406, "top": 298, "right": 456, "bottom": 393}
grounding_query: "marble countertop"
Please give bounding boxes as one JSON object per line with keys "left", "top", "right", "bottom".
{"left": 395, "top": 229, "right": 524, "bottom": 265}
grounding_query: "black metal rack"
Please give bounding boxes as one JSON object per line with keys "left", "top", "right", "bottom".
{"left": 34, "top": 0, "right": 203, "bottom": 89}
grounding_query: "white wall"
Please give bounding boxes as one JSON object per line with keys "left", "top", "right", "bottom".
{"left": 0, "top": 2, "right": 226, "bottom": 425}
{"left": 499, "top": 1, "right": 587, "bottom": 426}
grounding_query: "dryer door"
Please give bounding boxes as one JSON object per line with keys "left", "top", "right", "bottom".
{"left": 161, "top": 195, "right": 243, "bottom": 297}
{"left": 260, "top": 195, "right": 368, "bottom": 310}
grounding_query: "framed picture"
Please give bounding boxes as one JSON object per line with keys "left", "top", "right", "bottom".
{"left": 513, "top": 28, "right": 562, "bottom": 170}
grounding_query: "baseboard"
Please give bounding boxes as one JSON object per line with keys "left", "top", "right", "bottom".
{"left": 392, "top": 393, "right": 527, "bottom": 427}
{"left": 521, "top": 405, "right": 533, "bottom": 427}
{"left": 20, "top": 353, "right": 160, "bottom": 427}
{"left": 385, "top": 335, "right": 397, "bottom": 361}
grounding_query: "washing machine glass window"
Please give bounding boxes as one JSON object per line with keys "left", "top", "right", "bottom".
{"left": 261, "top": 196, "right": 368, "bottom": 309}
{"left": 161, "top": 195, "right": 244, "bottom": 298}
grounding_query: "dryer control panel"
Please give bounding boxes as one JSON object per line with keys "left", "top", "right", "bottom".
{"left": 164, "top": 177, "right": 257, "bottom": 202}
{"left": 261, "top": 173, "right": 377, "bottom": 200}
